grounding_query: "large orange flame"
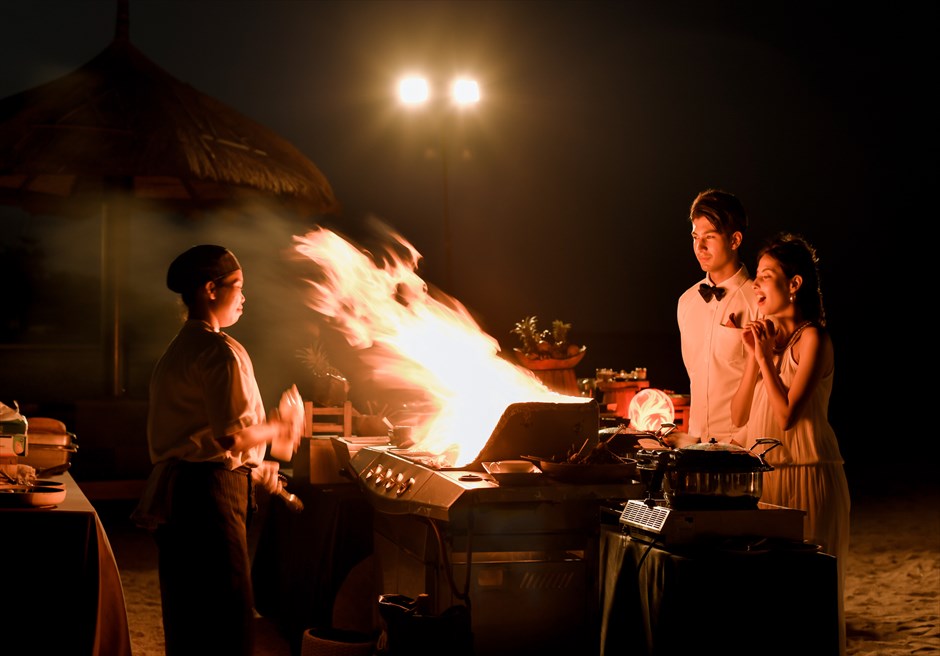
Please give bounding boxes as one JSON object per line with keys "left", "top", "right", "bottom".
{"left": 292, "top": 226, "right": 588, "bottom": 467}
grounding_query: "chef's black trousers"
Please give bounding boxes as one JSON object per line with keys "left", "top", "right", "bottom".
{"left": 155, "top": 462, "right": 256, "bottom": 656}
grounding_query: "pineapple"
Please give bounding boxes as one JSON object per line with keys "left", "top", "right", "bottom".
{"left": 550, "top": 320, "right": 572, "bottom": 358}
{"left": 511, "top": 316, "right": 541, "bottom": 358}
{"left": 512, "top": 316, "right": 582, "bottom": 360}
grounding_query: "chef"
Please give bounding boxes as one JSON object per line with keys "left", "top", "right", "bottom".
{"left": 132, "top": 244, "right": 303, "bottom": 656}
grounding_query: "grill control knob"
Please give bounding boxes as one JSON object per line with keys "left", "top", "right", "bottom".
{"left": 366, "top": 464, "right": 383, "bottom": 482}
{"left": 396, "top": 477, "right": 415, "bottom": 496}
{"left": 386, "top": 472, "right": 403, "bottom": 491}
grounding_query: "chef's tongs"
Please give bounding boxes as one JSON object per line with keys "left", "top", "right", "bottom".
{"left": 276, "top": 473, "right": 304, "bottom": 513}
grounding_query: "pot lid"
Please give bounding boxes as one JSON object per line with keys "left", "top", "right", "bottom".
{"left": 681, "top": 438, "right": 750, "bottom": 453}
{"left": 670, "top": 438, "right": 769, "bottom": 472}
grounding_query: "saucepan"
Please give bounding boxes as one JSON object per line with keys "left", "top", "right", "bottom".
{"left": 640, "top": 437, "right": 783, "bottom": 509}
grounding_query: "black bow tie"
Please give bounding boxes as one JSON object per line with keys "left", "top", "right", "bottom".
{"left": 698, "top": 283, "right": 726, "bottom": 302}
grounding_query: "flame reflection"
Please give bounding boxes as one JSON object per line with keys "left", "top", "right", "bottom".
{"left": 292, "top": 226, "right": 588, "bottom": 467}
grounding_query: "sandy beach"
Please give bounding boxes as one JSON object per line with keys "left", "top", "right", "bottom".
{"left": 842, "top": 474, "right": 940, "bottom": 655}
{"left": 100, "top": 469, "right": 940, "bottom": 656}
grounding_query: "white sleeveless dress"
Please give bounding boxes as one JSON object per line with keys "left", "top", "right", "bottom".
{"left": 746, "top": 345, "right": 851, "bottom": 655}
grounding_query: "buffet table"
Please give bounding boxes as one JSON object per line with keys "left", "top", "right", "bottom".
{"left": 0, "top": 472, "right": 132, "bottom": 656}
{"left": 599, "top": 526, "right": 839, "bottom": 656}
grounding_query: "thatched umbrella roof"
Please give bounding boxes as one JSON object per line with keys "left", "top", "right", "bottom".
{"left": 0, "top": 1, "right": 339, "bottom": 396}
{"left": 0, "top": 1, "right": 338, "bottom": 216}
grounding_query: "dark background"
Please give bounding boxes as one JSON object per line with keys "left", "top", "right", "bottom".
{"left": 0, "top": 1, "right": 928, "bottom": 482}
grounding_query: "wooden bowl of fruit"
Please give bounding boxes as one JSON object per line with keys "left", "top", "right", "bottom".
{"left": 513, "top": 346, "right": 586, "bottom": 370}
{"left": 511, "top": 316, "right": 586, "bottom": 370}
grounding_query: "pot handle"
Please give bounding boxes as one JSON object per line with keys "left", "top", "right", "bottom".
{"left": 750, "top": 437, "right": 782, "bottom": 459}
{"left": 642, "top": 449, "right": 672, "bottom": 506}
{"left": 654, "top": 423, "right": 677, "bottom": 448}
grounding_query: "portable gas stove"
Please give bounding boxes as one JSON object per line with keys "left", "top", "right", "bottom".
{"left": 619, "top": 498, "right": 805, "bottom": 545}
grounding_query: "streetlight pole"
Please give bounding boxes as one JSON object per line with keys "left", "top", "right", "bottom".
{"left": 398, "top": 75, "right": 479, "bottom": 292}
{"left": 438, "top": 122, "right": 453, "bottom": 289}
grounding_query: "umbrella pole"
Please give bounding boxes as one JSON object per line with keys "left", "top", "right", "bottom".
{"left": 100, "top": 198, "right": 126, "bottom": 397}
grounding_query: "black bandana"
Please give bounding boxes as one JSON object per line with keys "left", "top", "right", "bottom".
{"left": 166, "top": 245, "right": 241, "bottom": 294}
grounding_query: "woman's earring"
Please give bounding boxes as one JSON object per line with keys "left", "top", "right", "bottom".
{"left": 789, "top": 294, "right": 795, "bottom": 304}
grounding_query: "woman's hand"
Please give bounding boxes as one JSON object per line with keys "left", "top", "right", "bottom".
{"left": 743, "top": 319, "right": 776, "bottom": 363}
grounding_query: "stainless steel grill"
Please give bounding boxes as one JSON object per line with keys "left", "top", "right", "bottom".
{"left": 345, "top": 401, "right": 645, "bottom": 656}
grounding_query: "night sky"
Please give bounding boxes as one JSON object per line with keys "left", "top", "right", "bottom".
{"left": 0, "top": 1, "right": 929, "bottom": 472}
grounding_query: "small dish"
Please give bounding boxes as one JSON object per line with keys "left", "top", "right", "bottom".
{"left": 0, "top": 485, "right": 67, "bottom": 507}
{"left": 481, "top": 460, "right": 542, "bottom": 486}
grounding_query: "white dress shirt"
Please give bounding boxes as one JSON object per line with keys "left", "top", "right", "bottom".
{"left": 676, "top": 266, "right": 758, "bottom": 442}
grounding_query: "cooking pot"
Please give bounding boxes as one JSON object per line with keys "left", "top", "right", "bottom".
{"left": 641, "top": 438, "right": 781, "bottom": 510}
{"left": 21, "top": 430, "right": 78, "bottom": 476}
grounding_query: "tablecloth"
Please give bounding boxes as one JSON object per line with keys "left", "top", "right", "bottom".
{"left": 599, "top": 526, "right": 839, "bottom": 656}
{"left": 0, "top": 472, "right": 132, "bottom": 656}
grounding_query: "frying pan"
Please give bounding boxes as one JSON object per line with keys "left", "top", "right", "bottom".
{"left": 529, "top": 458, "right": 637, "bottom": 483}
